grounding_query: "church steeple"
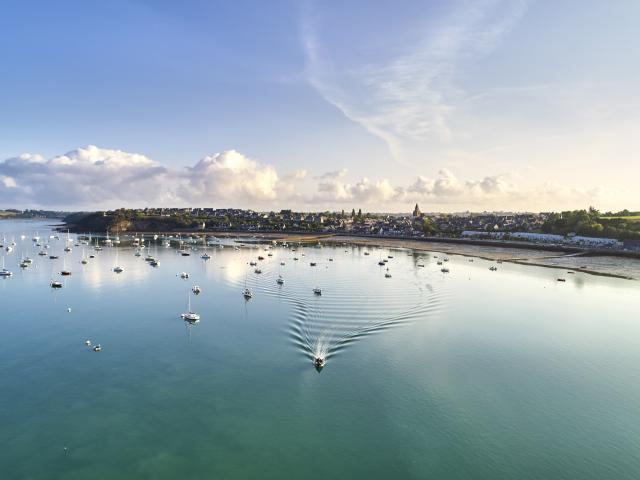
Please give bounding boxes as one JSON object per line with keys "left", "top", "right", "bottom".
{"left": 412, "top": 203, "right": 422, "bottom": 217}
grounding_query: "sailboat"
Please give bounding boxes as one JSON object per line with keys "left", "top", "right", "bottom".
{"left": 60, "top": 255, "right": 71, "bottom": 276}
{"left": 180, "top": 291, "right": 200, "bottom": 323}
{"left": 145, "top": 242, "right": 155, "bottom": 262}
{"left": 0, "top": 257, "right": 12, "bottom": 277}
{"left": 21, "top": 248, "right": 33, "bottom": 267}
{"left": 80, "top": 248, "right": 88, "bottom": 264}
{"left": 64, "top": 230, "right": 72, "bottom": 252}
{"left": 113, "top": 244, "right": 124, "bottom": 273}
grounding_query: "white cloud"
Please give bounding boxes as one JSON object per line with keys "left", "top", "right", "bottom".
{"left": 1, "top": 175, "right": 17, "bottom": 188}
{"left": 0, "top": 145, "right": 624, "bottom": 211}
{"left": 178, "top": 150, "right": 279, "bottom": 204}
{"left": 0, "top": 145, "right": 169, "bottom": 207}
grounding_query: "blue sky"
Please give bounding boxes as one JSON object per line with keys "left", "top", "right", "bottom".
{"left": 0, "top": 0, "right": 638, "bottom": 211}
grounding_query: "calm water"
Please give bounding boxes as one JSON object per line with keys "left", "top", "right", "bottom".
{"left": 1, "top": 219, "right": 639, "bottom": 480}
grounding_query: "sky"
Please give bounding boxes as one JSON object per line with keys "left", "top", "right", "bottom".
{"left": 0, "top": 0, "right": 638, "bottom": 212}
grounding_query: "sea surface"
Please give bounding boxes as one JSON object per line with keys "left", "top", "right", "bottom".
{"left": 1, "top": 219, "right": 639, "bottom": 480}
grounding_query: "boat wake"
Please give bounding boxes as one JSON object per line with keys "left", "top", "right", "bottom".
{"left": 230, "top": 258, "right": 448, "bottom": 367}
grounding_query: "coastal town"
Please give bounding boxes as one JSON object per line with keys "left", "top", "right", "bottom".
{"left": 28, "top": 204, "right": 631, "bottom": 253}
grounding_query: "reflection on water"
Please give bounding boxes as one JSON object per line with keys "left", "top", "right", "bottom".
{"left": 1, "top": 219, "right": 640, "bottom": 480}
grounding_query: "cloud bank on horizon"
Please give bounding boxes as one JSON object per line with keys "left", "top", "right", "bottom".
{"left": 0, "top": 145, "right": 607, "bottom": 212}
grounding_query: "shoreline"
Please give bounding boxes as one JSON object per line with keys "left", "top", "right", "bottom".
{"left": 58, "top": 222, "right": 640, "bottom": 280}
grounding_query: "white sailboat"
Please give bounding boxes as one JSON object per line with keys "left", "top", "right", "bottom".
{"left": 113, "top": 244, "right": 124, "bottom": 273}
{"left": 181, "top": 291, "right": 200, "bottom": 323}
{"left": 64, "top": 230, "right": 72, "bottom": 252}
{"left": 0, "top": 257, "right": 12, "bottom": 277}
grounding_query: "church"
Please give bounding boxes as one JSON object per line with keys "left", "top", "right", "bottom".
{"left": 412, "top": 203, "right": 423, "bottom": 218}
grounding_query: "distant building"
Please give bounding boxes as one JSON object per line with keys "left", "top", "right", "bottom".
{"left": 412, "top": 203, "right": 422, "bottom": 217}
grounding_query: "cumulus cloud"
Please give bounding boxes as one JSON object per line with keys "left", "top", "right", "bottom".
{"left": 178, "top": 150, "right": 279, "bottom": 204}
{"left": 0, "top": 145, "right": 169, "bottom": 207}
{"left": 0, "top": 144, "right": 613, "bottom": 211}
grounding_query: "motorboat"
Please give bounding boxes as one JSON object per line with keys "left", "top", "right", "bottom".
{"left": 192, "top": 285, "right": 202, "bottom": 294}
{"left": 243, "top": 288, "right": 253, "bottom": 299}
{"left": 254, "top": 268, "right": 262, "bottom": 274}
{"left": 313, "top": 287, "right": 322, "bottom": 295}
{"left": 150, "top": 259, "right": 160, "bottom": 267}
{"left": 276, "top": 276, "right": 284, "bottom": 285}
{"left": 201, "top": 252, "right": 211, "bottom": 260}
{"left": 378, "top": 261, "right": 385, "bottom": 266}
{"left": 50, "top": 280, "right": 62, "bottom": 288}
{"left": 441, "top": 267, "right": 450, "bottom": 273}
{"left": 310, "top": 262, "right": 317, "bottom": 267}
{"left": 179, "top": 272, "right": 189, "bottom": 279}
{"left": 314, "top": 357, "right": 325, "bottom": 369}
{"left": 489, "top": 266, "right": 498, "bottom": 271}
{"left": 113, "top": 265, "right": 124, "bottom": 273}
{"left": 385, "top": 272, "right": 392, "bottom": 278}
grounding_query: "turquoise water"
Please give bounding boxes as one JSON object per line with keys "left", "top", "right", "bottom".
{"left": 1, "top": 219, "right": 639, "bottom": 479}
